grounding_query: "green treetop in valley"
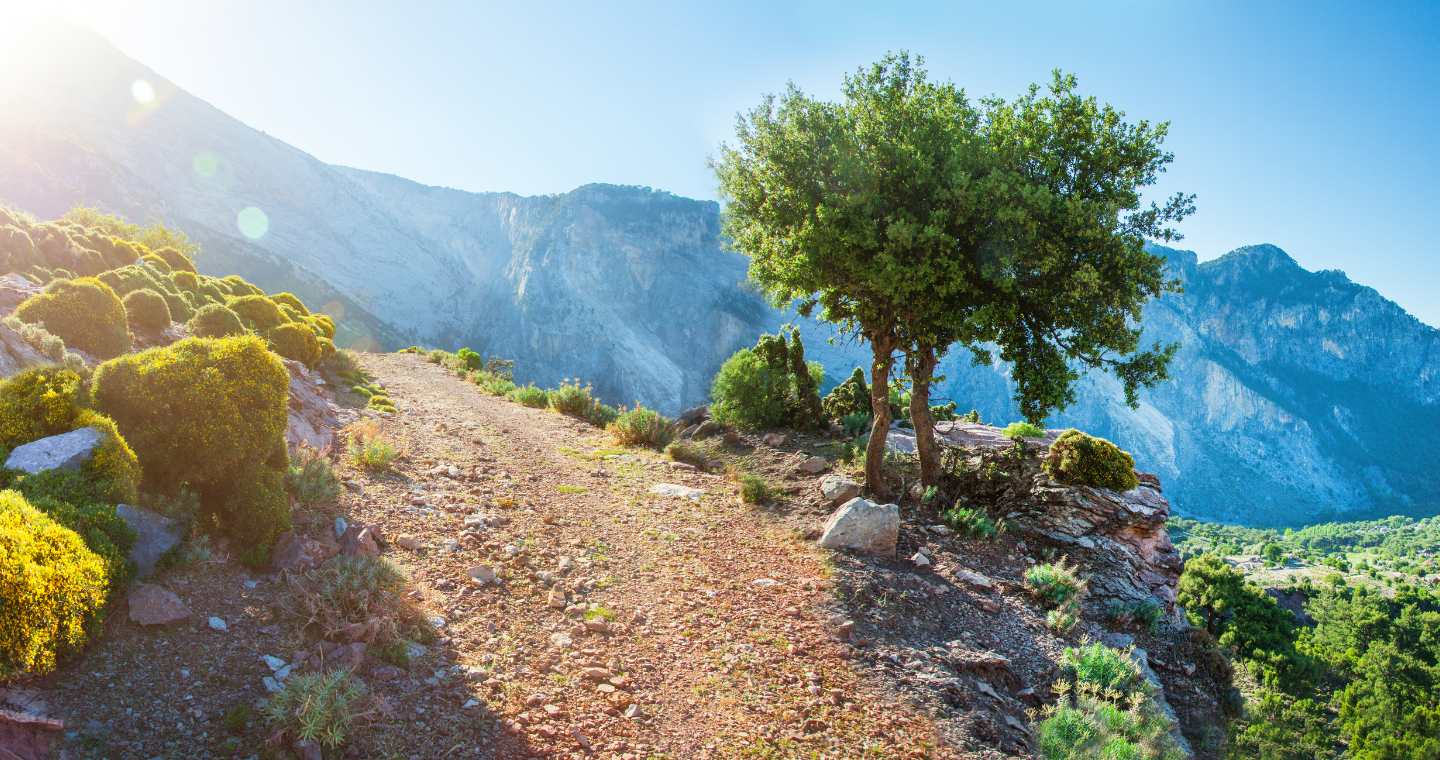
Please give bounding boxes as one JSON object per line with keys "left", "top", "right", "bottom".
{"left": 712, "top": 53, "right": 1194, "bottom": 494}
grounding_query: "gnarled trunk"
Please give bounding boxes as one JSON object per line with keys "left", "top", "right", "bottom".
{"left": 907, "top": 346, "right": 942, "bottom": 487}
{"left": 865, "top": 337, "right": 898, "bottom": 501}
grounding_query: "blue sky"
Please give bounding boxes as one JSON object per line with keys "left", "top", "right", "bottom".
{"left": 4, "top": 0, "right": 1438, "bottom": 326}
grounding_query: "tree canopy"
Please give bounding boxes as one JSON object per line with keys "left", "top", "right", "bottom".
{"left": 712, "top": 53, "right": 1193, "bottom": 491}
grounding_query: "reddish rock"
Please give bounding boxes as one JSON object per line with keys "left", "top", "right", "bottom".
{"left": 282, "top": 359, "right": 357, "bottom": 454}
{"left": 339, "top": 524, "right": 378, "bottom": 556}
{"left": 127, "top": 584, "right": 191, "bottom": 626}
{"left": 271, "top": 531, "right": 341, "bottom": 572}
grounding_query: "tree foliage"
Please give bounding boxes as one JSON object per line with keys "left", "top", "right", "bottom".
{"left": 712, "top": 53, "right": 1191, "bottom": 492}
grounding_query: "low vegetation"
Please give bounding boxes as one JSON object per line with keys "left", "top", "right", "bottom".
{"left": 264, "top": 670, "right": 370, "bottom": 749}
{"left": 1043, "top": 429, "right": 1139, "bottom": 492}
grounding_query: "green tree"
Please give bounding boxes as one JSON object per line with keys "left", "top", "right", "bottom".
{"left": 1266, "top": 543, "right": 1285, "bottom": 564}
{"left": 712, "top": 53, "right": 1192, "bottom": 492}
{"left": 1179, "top": 554, "right": 1314, "bottom": 691}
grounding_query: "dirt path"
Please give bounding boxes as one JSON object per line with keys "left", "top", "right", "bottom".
{"left": 328, "top": 353, "right": 947, "bottom": 759}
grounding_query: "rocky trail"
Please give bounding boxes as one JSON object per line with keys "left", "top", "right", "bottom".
{"left": 13, "top": 352, "right": 1229, "bottom": 760}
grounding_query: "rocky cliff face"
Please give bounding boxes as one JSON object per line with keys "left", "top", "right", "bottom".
{"left": 0, "top": 19, "right": 769, "bottom": 413}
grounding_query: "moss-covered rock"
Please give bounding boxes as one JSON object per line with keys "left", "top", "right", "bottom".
{"left": 1043, "top": 429, "right": 1138, "bottom": 492}
{"left": 0, "top": 491, "right": 108, "bottom": 679}
{"left": 92, "top": 336, "right": 291, "bottom": 546}
{"left": 122, "top": 288, "right": 171, "bottom": 330}
{"left": 14, "top": 277, "right": 130, "bottom": 359}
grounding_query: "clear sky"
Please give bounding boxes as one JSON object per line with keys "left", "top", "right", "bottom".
{"left": 2, "top": 0, "right": 1438, "bottom": 326}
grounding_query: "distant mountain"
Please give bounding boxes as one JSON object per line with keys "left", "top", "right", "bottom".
{"left": 0, "top": 19, "right": 769, "bottom": 413}
{"left": 797, "top": 243, "right": 1440, "bottom": 526}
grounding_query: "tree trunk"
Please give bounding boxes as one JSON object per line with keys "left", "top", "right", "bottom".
{"left": 908, "top": 347, "right": 942, "bottom": 487}
{"left": 865, "top": 338, "right": 898, "bottom": 502}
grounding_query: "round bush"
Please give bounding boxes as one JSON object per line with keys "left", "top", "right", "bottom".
{"left": 171, "top": 270, "right": 199, "bottom": 292}
{"left": 0, "top": 491, "right": 108, "bottom": 679}
{"left": 150, "top": 246, "right": 196, "bottom": 274}
{"left": 122, "top": 288, "right": 171, "bottom": 330}
{"left": 92, "top": 335, "right": 292, "bottom": 546}
{"left": 308, "top": 314, "right": 336, "bottom": 340}
{"left": 14, "top": 277, "right": 130, "bottom": 358}
{"left": 822, "top": 367, "right": 871, "bottom": 420}
{"left": 226, "top": 294, "right": 287, "bottom": 332}
{"left": 1043, "top": 429, "right": 1139, "bottom": 492}
{"left": 710, "top": 348, "right": 791, "bottom": 429}
{"left": 139, "top": 253, "right": 172, "bottom": 274}
{"left": 269, "top": 322, "right": 321, "bottom": 366}
{"left": 188, "top": 303, "right": 246, "bottom": 338}
{"left": 271, "top": 292, "right": 310, "bottom": 317}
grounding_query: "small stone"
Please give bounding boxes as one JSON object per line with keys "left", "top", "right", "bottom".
{"left": 817, "top": 475, "right": 861, "bottom": 503}
{"left": 816, "top": 498, "right": 900, "bottom": 557}
{"left": 583, "top": 667, "right": 613, "bottom": 680}
{"left": 262, "top": 677, "right": 281, "bottom": 694}
{"left": 396, "top": 535, "right": 421, "bottom": 551}
{"left": 262, "top": 655, "right": 286, "bottom": 672}
{"left": 722, "top": 432, "right": 741, "bottom": 446}
{"left": 752, "top": 578, "right": 778, "bottom": 587}
{"left": 550, "top": 633, "right": 573, "bottom": 648}
{"left": 624, "top": 703, "right": 643, "bottom": 719}
{"left": 115, "top": 504, "right": 181, "bottom": 577}
{"left": 467, "top": 565, "right": 498, "bottom": 585}
{"left": 648, "top": 483, "right": 705, "bottom": 499}
{"left": 583, "top": 619, "right": 610, "bottom": 634}
{"left": 292, "top": 738, "right": 322, "bottom": 760}
{"left": 333, "top": 517, "right": 348, "bottom": 539}
{"left": 272, "top": 531, "right": 342, "bottom": 571}
{"left": 4, "top": 427, "right": 104, "bottom": 474}
{"left": 548, "top": 588, "right": 567, "bottom": 609}
{"left": 207, "top": 617, "right": 228, "bottom": 632}
{"left": 761, "top": 433, "right": 787, "bottom": 447}
{"left": 797, "top": 456, "right": 828, "bottom": 475}
{"left": 910, "top": 552, "right": 931, "bottom": 567}
{"left": 694, "top": 420, "right": 720, "bottom": 439}
{"left": 340, "top": 525, "right": 379, "bottom": 556}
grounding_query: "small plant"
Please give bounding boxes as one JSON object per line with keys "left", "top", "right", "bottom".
{"left": 424, "top": 349, "right": 448, "bottom": 364}
{"left": 737, "top": 474, "right": 774, "bottom": 504}
{"left": 665, "top": 441, "right": 708, "bottom": 469}
{"left": 375, "top": 641, "right": 411, "bottom": 667}
{"left": 1043, "top": 429, "right": 1138, "bottom": 492}
{"left": 470, "top": 371, "right": 516, "bottom": 396}
{"left": 547, "top": 379, "right": 593, "bottom": 416}
{"left": 280, "top": 554, "right": 417, "bottom": 647}
{"left": 839, "top": 411, "right": 872, "bottom": 438}
{"left": 1001, "top": 421, "right": 1046, "bottom": 439}
{"left": 186, "top": 303, "right": 246, "bottom": 338}
{"left": 1035, "top": 681, "right": 1184, "bottom": 760}
{"left": 1102, "top": 598, "right": 1166, "bottom": 633}
{"left": 1046, "top": 606, "right": 1079, "bottom": 633}
{"left": 941, "top": 507, "right": 1000, "bottom": 540}
{"left": 264, "top": 670, "right": 369, "bottom": 748}
{"left": 960, "top": 409, "right": 982, "bottom": 424}
{"left": 1062, "top": 641, "right": 1146, "bottom": 697}
{"left": 507, "top": 384, "right": 548, "bottom": 407}
{"left": 223, "top": 704, "right": 253, "bottom": 734}
{"left": 585, "top": 402, "right": 619, "bottom": 428}
{"left": 347, "top": 419, "right": 403, "bottom": 471}
{"left": 285, "top": 446, "right": 342, "bottom": 507}
{"left": 1026, "top": 558, "right": 1086, "bottom": 607}
{"left": 608, "top": 406, "right": 676, "bottom": 448}
{"left": 454, "top": 347, "right": 485, "bottom": 371}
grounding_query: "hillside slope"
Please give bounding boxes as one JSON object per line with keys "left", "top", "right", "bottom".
{"left": 0, "top": 19, "right": 770, "bottom": 413}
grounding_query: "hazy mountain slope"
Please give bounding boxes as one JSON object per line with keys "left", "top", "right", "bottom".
{"left": 798, "top": 244, "right": 1440, "bottom": 525}
{"left": 0, "top": 19, "right": 770, "bottom": 411}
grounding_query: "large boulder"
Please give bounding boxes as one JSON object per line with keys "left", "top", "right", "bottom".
{"left": 115, "top": 504, "right": 182, "bottom": 577}
{"left": 817, "top": 498, "right": 899, "bottom": 557}
{"left": 3, "top": 427, "right": 103, "bottom": 473}
{"left": 128, "top": 583, "right": 191, "bottom": 626}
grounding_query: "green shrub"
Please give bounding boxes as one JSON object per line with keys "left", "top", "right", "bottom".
{"left": 424, "top": 349, "right": 447, "bottom": 364}
{"left": 187, "top": 303, "right": 246, "bottom": 339}
{"left": 585, "top": 402, "right": 619, "bottom": 428}
{"left": 121, "top": 288, "right": 171, "bottom": 330}
{"left": 1001, "top": 421, "right": 1046, "bottom": 439}
{"left": 1036, "top": 684, "right": 1184, "bottom": 760}
{"left": 92, "top": 336, "right": 291, "bottom": 546}
{"left": 0, "top": 491, "right": 108, "bottom": 678}
{"left": 170, "top": 270, "right": 199, "bottom": 292}
{"left": 347, "top": 419, "right": 402, "bottom": 471}
{"left": 398, "top": 346, "right": 424, "bottom": 354}
{"left": 839, "top": 412, "right": 872, "bottom": 438}
{"left": 270, "top": 292, "right": 309, "bottom": 316}
{"left": 1102, "top": 599, "right": 1165, "bottom": 633}
{"left": 268, "top": 322, "right": 321, "bottom": 366}
{"left": 0, "top": 465, "right": 138, "bottom": 586}
{"left": 282, "top": 554, "right": 414, "bottom": 645}
{"left": 608, "top": 406, "right": 675, "bottom": 448}
{"left": 285, "top": 447, "right": 342, "bottom": 507}
{"left": 823, "top": 367, "right": 871, "bottom": 420}
{"left": 507, "top": 385, "right": 548, "bottom": 408}
{"left": 149, "top": 246, "right": 196, "bottom": 273}
{"left": 1046, "top": 607, "right": 1079, "bottom": 633}
{"left": 14, "top": 277, "right": 130, "bottom": 358}
{"left": 547, "top": 379, "right": 593, "bottom": 416}
{"left": 264, "top": 670, "right": 368, "bottom": 748}
{"left": 1044, "top": 430, "right": 1138, "bottom": 492}
{"left": 469, "top": 371, "right": 515, "bottom": 396}
{"left": 306, "top": 314, "right": 335, "bottom": 341}
{"left": 941, "top": 507, "right": 1000, "bottom": 540}
{"left": 139, "top": 253, "right": 172, "bottom": 274}
{"left": 225, "top": 294, "right": 287, "bottom": 333}
{"left": 0, "top": 367, "right": 140, "bottom": 503}
{"left": 455, "top": 347, "right": 484, "bottom": 371}
{"left": 930, "top": 401, "right": 959, "bottom": 422}
{"left": 710, "top": 348, "right": 791, "bottom": 429}
{"left": 1063, "top": 641, "right": 1145, "bottom": 697}
{"left": 737, "top": 473, "right": 774, "bottom": 504}
{"left": 1026, "top": 559, "right": 1087, "bottom": 608}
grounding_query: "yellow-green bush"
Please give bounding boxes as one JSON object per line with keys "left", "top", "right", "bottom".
{"left": 1043, "top": 429, "right": 1139, "bottom": 492}
{"left": 196, "top": 277, "right": 229, "bottom": 305}
{"left": 0, "top": 367, "right": 141, "bottom": 504}
{"left": 227, "top": 294, "right": 287, "bottom": 332}
{"left": 187, "top": 303, "right": 246, "bottom": 338}
{"left": 0, "top": 491, "right": 108, "bottom": 679}
{"left": 150, "top": 246, "right": 196, "bottom": 274}
{"left": 122, "top": 288, "right": 171, "bottom": 330}
{"left": 317, "top": 337, "right": 336, "bottom": 364}
{"left": 92, "top": 335, "right": 291, "bottom": 546}
{"left": 221, "top": 275, "right": 262, "bottom": 297}
{"left": 277, "top": 303, "right": 303, "bottom": 323}
{"left": 139, "top": 253, "right": 172, "bottom": 274}
{"left": 308, "top": 314, "right": 335, "bottom": 340}
{"left": 271, "top": 292, "right": 310, "bottom": 316}
{"left": 13, "top": 277, "right": 130, "bottom": 358}
{"left": 268, "top": 322, "right": 321, "bottom": 366}
{"left": 171, "top": 270, "right": 199, "bottom": 292}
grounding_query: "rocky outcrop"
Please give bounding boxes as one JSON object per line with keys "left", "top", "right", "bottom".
{"left": 0, "top": 685, "right": 62, "bottom": 760}
{"left": 817, "top": 498, "right": 900, "bottom": 557}
{"left": 952, "top": 441, "right": 1185, "bottom": 622}
{"left": 3, "top": 427, "right": 104, "bottom": 474}
{"left": 115, "top": 504, "right": 182, "bottom": 577}
{"left": 283, "top": 359, "right": 354, "bottom": 454}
